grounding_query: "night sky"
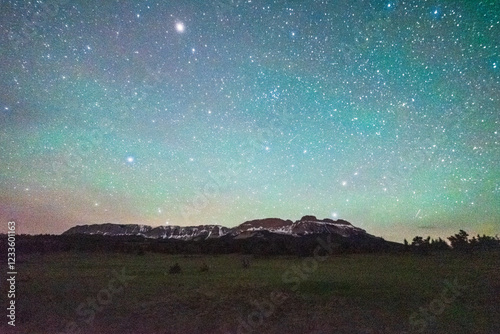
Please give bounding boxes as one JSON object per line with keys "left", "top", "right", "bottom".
{"left": 1, "top": 0, "right": 499, "bottom": 241}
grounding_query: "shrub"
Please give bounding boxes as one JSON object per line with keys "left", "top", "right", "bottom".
{"left": 199, "top": 262, "right": 209, "bottom": 272}
{"left": 242, "top": 256, "right": 251, "bottom": 269}
{"left": 169, "top": 262, "right": 182, "bottom": 274}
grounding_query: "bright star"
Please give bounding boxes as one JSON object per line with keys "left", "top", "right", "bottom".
{"left": 127, "top": 156, "right": 134, "bottom": 163}
{"left": 431, "top": 7, "right": 441, "bottom": 17}
{"left": 175, "top": 22, "right": 185, "bottom": 33}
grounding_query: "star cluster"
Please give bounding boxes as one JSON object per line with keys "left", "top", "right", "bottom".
{"left": 0, "top": 0, "right": 499, "bottom": 241}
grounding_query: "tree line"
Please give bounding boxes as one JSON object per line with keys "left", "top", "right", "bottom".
{"left": 404, "top": 230, "right": 500, "bottom": 255}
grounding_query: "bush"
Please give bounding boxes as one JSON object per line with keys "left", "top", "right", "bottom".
{"left": 169, "top": 262, "right": 182, "bottom": 274}
{"left": 199, "top": 262, "right": 209, "bottom": 272}
{"left": 242, "top": 256, "right": 251, "bottom": 269}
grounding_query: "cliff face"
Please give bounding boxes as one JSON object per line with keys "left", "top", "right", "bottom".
{"left": 63, "top": 223, "right": 230, "bottom": 240}
{"left": 229, "top": 216, "right": 368, "bottom": 238}
{"left": 63, "top": 215, "right": 379, "bottom": 241}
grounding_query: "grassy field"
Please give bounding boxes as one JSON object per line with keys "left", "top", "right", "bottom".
{"left": 2, "top": 251, "right": 499, "bottom": 334}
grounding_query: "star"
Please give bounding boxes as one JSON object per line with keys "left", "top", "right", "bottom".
{"left": 175, "top": 22, "right": 185, "bottom": 33}
{"left": 431, "top": 7, "right": 442, "bottom": 18}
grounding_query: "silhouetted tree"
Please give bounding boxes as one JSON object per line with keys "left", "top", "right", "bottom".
{"left": 471, "top": 234, "right": 500, "bottom": 251}
{"left": 448, "top": 230, "right": 471, "bottom": 252}
{"left": 411, "top": 236, "right": 430, "bottom": 255}
{"left": 429, "top": 238, "right": 450, "bottom": 251}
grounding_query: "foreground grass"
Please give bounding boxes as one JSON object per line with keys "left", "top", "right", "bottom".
{"left": 2, "top": 251, "right": 499, "bottom": 333}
